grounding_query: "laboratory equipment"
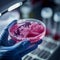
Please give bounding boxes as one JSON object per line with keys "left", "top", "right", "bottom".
{"left": 20, "top": 5, "right": 32, "bottom": 18}
{"left": 41, "top": 7, "right": 53, "bottom": 36}
{"left": 0, "top": 0, "right": 26, "bottom": 15}
{"left": 53, "top": 12, "right": 60, "bottom": 40}
{"left": 54, "top": 0, "right": 60, "bottom": 5}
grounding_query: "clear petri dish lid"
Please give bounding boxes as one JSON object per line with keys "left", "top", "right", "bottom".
{"left": 9, "top": 19, "right": 46, "bottom": 43}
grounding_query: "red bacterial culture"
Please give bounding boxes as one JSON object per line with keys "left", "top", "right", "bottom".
{"left": 9, "top": 19, "right": 46, "bottom": 43}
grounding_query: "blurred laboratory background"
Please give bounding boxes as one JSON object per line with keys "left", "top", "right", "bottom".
{"left": 0, "top": 0, "right": 60, "bottom": 60}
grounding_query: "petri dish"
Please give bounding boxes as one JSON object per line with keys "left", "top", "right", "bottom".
{"left": 9, "top": 19, "right": 46, "bottom": 43}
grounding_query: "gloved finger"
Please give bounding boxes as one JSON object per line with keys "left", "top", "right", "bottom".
{"left": 9, "top": 40, "right": 31, "bottom": 54}
{"left": 20, "top": 40, "right": 42, "bottom": 56}
{"left": 12, "top": 44, "right": 37, "bottom": 60}
{"left": 0, "top": 29, "right": 9, "bottom": 46}
{"left": 8, "top": 39, "right": 16, "bottom": 46}
{"left": 11, "top": 39, "right": 42, "bottom": 56}
{"left": 0, "top": 20, "right": 17, "bottom": 46}
{"left": 0, "top": 39, "right": 42, "bottom": 56}
{"left": 0, "top": 40, "right": 31, "bottom": 55}
{"left": 36, "top": 39, "right": 42, "bottom": 45}
{"left": 19, "top": 43, "right": 38, "bottom": 57}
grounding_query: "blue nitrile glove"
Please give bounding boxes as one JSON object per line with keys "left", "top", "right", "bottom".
{"left": 0, "top": 20, "right": 17, "bottom": 46}
{"left": 0, "top": 20, "right": 42, "bottom": 60}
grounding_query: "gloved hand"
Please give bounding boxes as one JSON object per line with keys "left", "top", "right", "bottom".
{"left": 0, "top": 20, "right": 42, "bottom": 60}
